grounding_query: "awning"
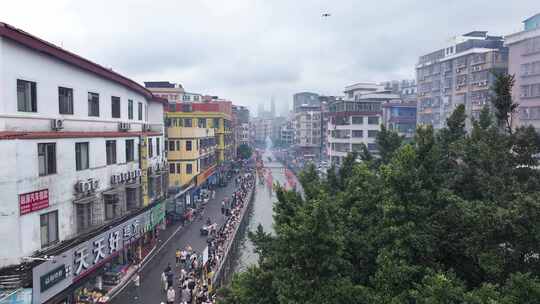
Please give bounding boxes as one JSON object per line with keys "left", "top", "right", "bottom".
{"left": 125, "top": 183, "right": 142, "bottom": 189}
{"left": 73, "top": 195, "right": 97, "bottom": 205}
{"left": 102, "top": 187, "right": 122, "bottom": 196}
{"left": 174, "top": 183, "right": 194, "bottom": 199}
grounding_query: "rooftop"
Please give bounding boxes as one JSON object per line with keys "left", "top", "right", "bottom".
{"left": 0, "top": 22, "right": 157, "bottom": 101}
{"left": 144, "top": 81, "right": 182, "bottom": 89}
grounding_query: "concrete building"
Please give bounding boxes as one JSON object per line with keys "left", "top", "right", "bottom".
{"left": 294, "top": 105, "right": 322, "bottom": 160}
{"left": 416, "top": 31, "right": 508, "bottom": 130}
{"left": 279, "top": 118, "right": 295, "bottom": 147}
{"left": 505, "top": 13, "right": 540, "bottom": 130}
{"left": 382, "top": 79, "right": 417, "bottom": 103}
{"left": 0, "top": 22, "right": 167, "bottom": 300}
{"left": 382, "top": 101, "right": 417, "bottom": 140}
{"left": 144, "top": 81, "right": 184, "bottom": 102}
{"left": 293, "top": 92, "right": 320, "bottom": 113}
{"left": 327, "top": 84, "right": 401, "bottom": 165}
{"left": 252, "top": 117, "right": 273, "bottom": 145}
{"left": 232, "top": 105, "right": 250, "bottom": 156}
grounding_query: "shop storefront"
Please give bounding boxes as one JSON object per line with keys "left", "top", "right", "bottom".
{"left": 32, "top": 203, "right": 165, "bottom": 304}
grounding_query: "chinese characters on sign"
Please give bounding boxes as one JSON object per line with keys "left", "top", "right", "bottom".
{"left": 19, "top": 189, "right": 49, "bottom": 215}
{"left": 40, "top": 265, "right": 66, "bottom": 292}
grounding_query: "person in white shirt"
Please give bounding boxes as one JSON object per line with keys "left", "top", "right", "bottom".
{"left": 133, "top": 271, "right": 141, "bottom": 301}
{"left": 166, "top": 286, "right": 175, "bottom": 304}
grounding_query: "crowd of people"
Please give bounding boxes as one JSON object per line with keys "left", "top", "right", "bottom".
{"left": 156, "top": 168, "right": 256, "bottom": 304}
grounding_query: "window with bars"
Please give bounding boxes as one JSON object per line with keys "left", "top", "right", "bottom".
{"left": 88, "top": 92, "right": 100, "bottom": 117}
{"left": 17, "top": 79, "right": 37, "bottom": 112}
{"left": 40, "top": 210, "right": 58, "bottom": 247}
{"left": 59, "top": 87, "right": 74, "bottom": 114}
{"left": 111, "top": 96, "right": 121, "bottom": 118}
{"left": 128, "top": 100, "right": 134, "bottom": 119}
{"left": 75, "top": 142, "right": 89, "bottom": 171}
{"left": 38, "top": 143, "right": 56, "bottom": 176}
{"left": 126, "top": 139, "right": 135, "bottom": 162}
{"left": 76, "top": 203, "right": 93, "bottom": 233}
{"left": 106, "top": 140, "right": 117, "bottom": 165}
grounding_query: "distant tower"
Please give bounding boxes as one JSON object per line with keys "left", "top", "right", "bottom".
{"left": 271, "top": 96, "right": 276, "bottom": 118}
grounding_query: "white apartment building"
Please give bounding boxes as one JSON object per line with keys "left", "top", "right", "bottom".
{"left": 0, "top": 22, "right": 167, "bottom": 300}
{"left": 327, "top": 83, "right": 400, "bottom": 165}
{"left": 294, "top": 105, "right": 321, "bottom": 159}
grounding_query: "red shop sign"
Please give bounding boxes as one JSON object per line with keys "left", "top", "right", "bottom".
{"left": 19, "top": 189, "right": 49, "bottom": 215}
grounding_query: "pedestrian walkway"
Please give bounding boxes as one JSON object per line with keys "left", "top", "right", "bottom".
{"left": 111, "top": 179, "right": 239, "bottom": 304}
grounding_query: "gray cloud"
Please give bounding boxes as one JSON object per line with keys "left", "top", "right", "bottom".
{"left": 1, "top": 0, "right": 538, "bottom": 114}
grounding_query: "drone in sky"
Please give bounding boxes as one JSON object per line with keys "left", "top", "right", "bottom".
{"left": 322, "top": 13, "right": 331, "bottom": 17}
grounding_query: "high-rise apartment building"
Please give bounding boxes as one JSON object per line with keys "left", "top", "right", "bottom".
{"left": 505, "top": 13, "right": 540, "bottom": 130}
{"left": 416, "top": 31, "right": 508, "bottom": 130}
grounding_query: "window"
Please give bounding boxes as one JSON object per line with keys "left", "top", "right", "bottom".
{"left": 367, "top": 116, "right": 379, "bottom": 125}
{"left": 169, "top": 140, "right": 176, "bottom": 151}
{"left": 126, "top": 188, "right": 140, "bottom": 210}
{"left": 88, "top": 92, "right": 100, "bottom": 117}
{"left": 368, "top": 143, "right": 378, "bottom": 151}
{"left": 106, "top": 140, "right": 117, "bottom": 165}
{"left": 104, "top": 194, "right": 120, "bottom": 220}
{"left": 368, "top": 130, "right": 379, "bottom": 138}
{"left": 352, "top": 130, "right": 363, "bottom": 138}
{"left": 352, "top": 116, "right": 363, "bottom": 124}
{"left": 186, "top": 140, "right": 192, "bottom": 151}
{"left": 75, "top": 142, "right": 89, "bottom": 171}
{"left": 352, "top": 144, "right": 364, "bottom": 152}
{"left": 194, "top": 95, "right": 200, "bottom": 101}
{"left": 183, "top": 95, "right": 190, "bottom": 101}
{"left": 198, "top": 118, "right": 207, "bottom": 128}
{"left": 111, "top": 96, "right": 121, "bottom": 118}
{"left": 184, "top": 118, "right": 192, "bottom": 127}
{"left": 138, "top": 102, "right": 143, "bottom": 120}
{"left": 176, "top": 141, "right": 180, "bottom": 151}
{"left": 156, "top": 138, "right": 160, "bottom": 156}
{"left": 169, "top": 163, "right": 176, "bottom": 173}
{"left": 186, "top": 163, "right": 193, "bottom": 174}
{"left": 17, "top": 79, "right": 37, "bottom": 112}
{"left": 38, "top": 143, "right": 56, "bottom": 176}
{"left": 126, "top": 139, "right": 135, "bottom": 162}
{"left": 176, "top": 163, "right": 181, "bottom": 174}
{"left": 148, "top": 138, "right": 153, "bottom": 157}
{"left": 76, "top": 203, "right": 92, "bottom": 233}
{"left": 213, "top": 118, "right": 220, "bottom": 128}
{"left": 40, "top": 211, "right": 58, "bottom": 247}
{"left": 59, "top": 87, "right": 74, "bottom": 114}
{"left": 128, "top": 100, "right": 133, "bottom": 119}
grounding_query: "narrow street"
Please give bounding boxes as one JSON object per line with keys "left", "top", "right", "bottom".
{"left": 111, "top": 180, "right": 239, "bottom": 304}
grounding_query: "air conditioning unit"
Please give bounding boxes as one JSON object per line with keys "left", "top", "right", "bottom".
{"left": 118, "top": 122, "right": 131, "bottom": 131}
{"left": 142, "top": 123, "right": 152, "bottom": 132}
{"left": 51, "top": 119, "right": 64, "bottom": 131}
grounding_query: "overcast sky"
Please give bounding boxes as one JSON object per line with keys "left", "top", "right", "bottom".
{"left": 1, "top": 1, "right": 537, "bottom": 115}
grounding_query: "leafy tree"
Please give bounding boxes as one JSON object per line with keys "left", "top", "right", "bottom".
{"left": 237, "top": 144, "right": 253, "bottom": 159}
{"left": 376, "top": 124, "right": 403, "bottom": 164}
{"left": 491, "top": 73, "right": 518, "bottom": 134}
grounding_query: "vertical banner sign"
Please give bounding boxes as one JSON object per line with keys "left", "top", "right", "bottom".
{"left": 140, "top": 136, "right": 149, "bottom": 206}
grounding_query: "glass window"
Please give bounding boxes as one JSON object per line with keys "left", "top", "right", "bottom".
{"left": 156, "top": 138, "right": 160, "bottom": 156}
{"left": 88, "top": 92, "right": 100, "bottom": 117}
{"left": 198, "top": 118, "right": 207, "bottom": 128}
{"left": 138, "top": 102, "right": 143, "bottom": 120}
{"left": 367, "top": 116, "right": 379, "bottom": 125}
{"left": 106, "top": 140, "right": 117, "bottom": 165}
{"left": 176, "top": 141, "right": 180, "bottom": 151}
{"left": 104, "top": 194, "right": 120, "bottom": 220}
{"left": 128, "top": 99, "right": 133, "bottom": 119}
{"left": 176, "top": 163, "right": 181, "bottom": 174}
{"left": 38, "top": 143, "right": 56, "bottom": 176}
{"left": 186, "top": 163, "right": 193, "bottom": 174}
{"left": 368, "top": 130, "right": 379, "bottom": 138}
{"left": 59, "top": 87, "right": 74, "bottom": 114}
{"left": 111, "top": 96, "right": 121, "bottom": 118}
{"left": 351, "top": 116, "right": 363, "bottom": 124}
{"left": 126, "top": 139, "right": 135, "bottom": 162}
{"left": 352, "top": 130, "right": 363, "bottom": 138}
{"left": 17, "top": 79, "right": 37, "bottom": 112}
{"left": 169, "top": 163, "right": 175, "bottom": 174}
{"left": 368, "top": 143, "right": 378, "bottom": 151}
{"left": 186, "top": 140, "right": 192, "bottom": 151}
{"left": 148, "top": 138, "right": 153, "bottom": 157}
{"left": 169, "top": 140, "right": 176, "bottom": 151}
{"left": 75, "top": 142, "right": 89, "bottom": 171}
{"left": 40, "top": 211, "right": 58, "bottom": 247}
{"left": 76, "top": 203, "right": 92, "bottom": 233}
{"left": 184, "top": 118, "right": 192, "bottom": 127}
{"left": 213, "top": 118, "right": 220, "bottom": 128}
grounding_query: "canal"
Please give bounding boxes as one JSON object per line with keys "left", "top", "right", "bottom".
{"left": 234, "top": 149, "right": 297, "bottom": 271}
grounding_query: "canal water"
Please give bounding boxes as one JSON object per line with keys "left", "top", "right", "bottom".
{"left": 234, "top": 149, "right": 293, "bottom": 271}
